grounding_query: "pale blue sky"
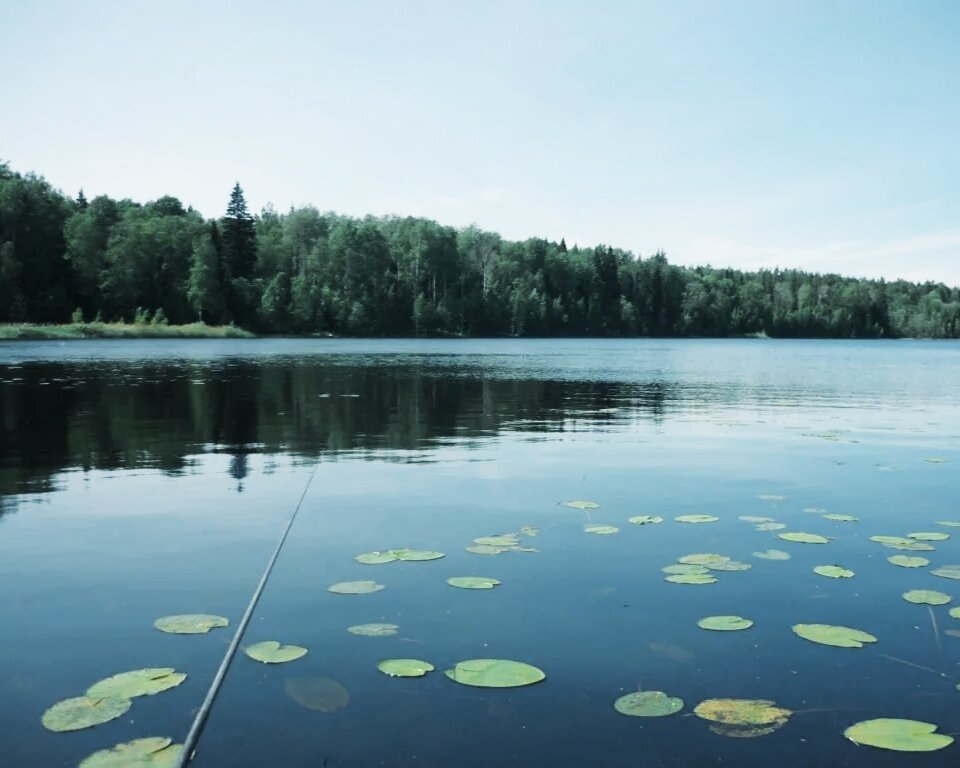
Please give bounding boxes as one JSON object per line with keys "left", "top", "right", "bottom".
{"left": 2, "top": 1, "right": 958, "bottom": 284}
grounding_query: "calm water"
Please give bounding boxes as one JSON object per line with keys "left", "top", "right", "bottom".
{"left": 1, "top": 338, "right": 959, "bottom": 767}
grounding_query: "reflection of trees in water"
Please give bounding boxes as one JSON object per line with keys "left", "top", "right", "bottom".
{"left": 0, "top": 361, "right": 677, "bottom": 497}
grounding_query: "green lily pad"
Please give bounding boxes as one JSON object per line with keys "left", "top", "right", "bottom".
{"left": 950, "top": 607, "right": 960, "bottom": 619}
{"left": 778, "top": 532, "right": 830, "bottom": 544}
{"left": 753, "top": 549, "right": 791, "bottom": 560}
{"left": 393, "top": 549, "right": 445, "bottom": 561}
{"left": 284, "top": 677, "right": 349, "bottom": 712}
{"left": 792, "top": 624, "right": 877, "bottom": 648}
{"left": 153, "top": 614, "right": 228, "bottom": 634}
{"left": 908, "top": 532, "right": 950, "bottom": 542}
{"left": 614, "top": 691, "right": 684, "bottom": 717}
{"left": 87, "top": 669, "right": 186, "bottom": 699}
{"left": 693, "top": 698, "right": 791, "bottom": 727}
{"left": 705, "top": 561, "right": 752, "bottom": 572}
{"left": 932, "top": 565, "right": 960, "bottom": 580}
{"left": 447, "top": 576, "right": 501, "bottom": 589}
{"left": 888, "top": 555, "right": 929, "bottom": 568}
{"left": 870, "top": 535, "right": 935, "bottom": 551}
{"left": 444, "top": 659, "right": 545, "bottom": 688}
{"left": 347, "top": 623, "right": 399, "bottom": 637}
{"left": 79, "top": 737, "right": 181, "bottom": 767}
{"left": 823, "top": 514, "right": 858, "bottom": 522}
{"left": 354, "top": 551, "right": 398, "bottom": 565}
{"left": 698, "top": 616, "right": 753, "bottom": 631}
{"left": 676, "top": 514, "right": 719, "bottom": 523}
{"left": 328, "top": 580, "right": 385, "bottom": 595}
{"left": 563, "top": 500, "right": 599, "bottom": 510}
{"left": 813, "top": 565, "right": 854, "bottom": 579}
{"left": 473, "top": 536, "right": 519, "bottom": 547}
{"left": 739, "top": 516, "right": 773, "bottom": 523}
{"left": 244, "top": 640, "right": 308, "bottom": 664}
{"left": 665, "top": 573, "right": 718, "bottom": 585}
{"left": 844, "top": 718, "right": 954, "bottom": 752}
{"left": 41, "top": 696, "right": 131, "bottom": 732}
{"left": 662, "top": 564, "right": 710, "bottom": 575}
{"left": 377, "top": 659, "right": 434, "bottom": 678}
{"left": 584, "top": 524, "right": 619, "bottom": 535}
{"left": 756, "top": 523, "right": 786, "bottom": 531}
{"left": 520, "top": 526, "right": 539, "bottom": 536}
{"left": 466, "top": 544, "right": 506, "bottom": 555}
{"left": 937, "top": 521, "right": 960, "bottom": 527}
{"left": 903, "top": 590, "right": 951, "bottom": 606}
{"left": 678, "top": 553, "right": 730, "bottom": 566}
{"left": 628, "top": 515, "right": 663, "bottom": 525}
{"left": 803, "top": 507, "right": 827, "bottom": 513}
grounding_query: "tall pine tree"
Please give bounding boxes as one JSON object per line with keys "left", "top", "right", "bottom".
{"left": 221, "top": 183, "right": 257, "bottom": 279}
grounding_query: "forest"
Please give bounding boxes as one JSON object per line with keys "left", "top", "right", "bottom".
{"left": 1, "top": 162, "right": 958, "bottom": 338}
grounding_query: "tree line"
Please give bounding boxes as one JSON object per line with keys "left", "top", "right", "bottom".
{"left": 1, "top": 161, "right": 958, "bottom": 338}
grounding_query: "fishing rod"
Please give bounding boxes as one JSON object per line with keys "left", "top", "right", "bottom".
{"left": 174, "top": 463, "right": 318, "bottom": 768}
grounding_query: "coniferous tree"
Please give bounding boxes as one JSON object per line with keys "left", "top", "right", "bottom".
{"left": 221, "top": 183, "right": 257, "bottom": 280}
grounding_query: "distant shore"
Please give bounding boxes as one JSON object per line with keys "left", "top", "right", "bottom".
{"left": 0, "top": 323, "right": 255, "bottom": 340}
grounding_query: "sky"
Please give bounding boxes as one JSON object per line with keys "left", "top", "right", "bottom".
{"left": 2, "top": 1, "right": 959, "bottom": 285}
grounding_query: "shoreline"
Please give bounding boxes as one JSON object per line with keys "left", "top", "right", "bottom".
{"left": 0, "top": 323, "right": 255, "bottom": 340}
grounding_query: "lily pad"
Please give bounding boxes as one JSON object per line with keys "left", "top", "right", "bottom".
{"left": 584, "top": 524, "right": 619, "bottom": 535}
{"left": 803, "top": 507, "right": 827, "bottom": 513}
{"left": 739, "top": 516, "right": 773, "bottom": 523}
{"left": 662, "top": 564, "right": 710, "bottom": 575}
{"left": 79, "top": 737, "right": 181, "bottom": 768}
{"left": 377, "top": 659, "right": 434, "bottom": 678}
{"left": 708, "top": 723, "right": 782, "bottom": 738}
{"left": 903, "top": 589, "right": 951, "bottom": 606}
{"left": 908, "top": 532, "right": 950, "bottom": 542}
{"left": 347, "top": 623, "right": 399, "bottom": 637}
{"left": 888, "top": 555, "right": 929, "bottom": 568}
{"left": 693, "top": 698, "right": 791, "bottom": 727}
{"left": 41, "top": 696, "right": 131, "bottom": 732}
{"left": 393, "top": 549, "right": 445, "bottom": 561}
{"left": 778, "top": 532, "right": 830, "bottom": 544}
{"left": 354, "top": 551, "right": 398, "bottom": 565}
{"left": 244, "top": 640, "right": 308, "bottom": 664}
{"left": 444, "top": 659, "right": 545, "bottom": 688}
{"left": 678, "top": 554, "right": 730, "bottom": 566}
{"left": 153, "top": 614, "right": 228, "bottom": 634}
{"left": 665, "top": 573, "right": 718, "bottom": 585}
{"left": 698, "top": 616, "right": 753, "bottom": 631}
{"left": 792, "top": 624, "right": 877, "bottom": 648}
{"left": 705, "top": 561, "right": 751, "bottom": 572}
{"left": 466, "top": 544, "right": 506, "bottom": 555}
{"left": 628, "top": 515, "right": 663, "bottom": 525}
{"left": 473, "top": 536, "right": 519, "bottom": 547}
{"left": 937, "top": 521, "right": 960, "bottom": 527}
{"left": 520, "top": 526, "right": 539, "bottom": 536}
{"left": 284, "top": 677, "right": 349, "bottom": 712}
{"left": 755, "top": 522, "right": 786, "bottom": 531}
{"left": 758, "top": 495, "right": 787, "bottom": 502}
{"left": 563, "top": 500, "right": 599, "bottom": 510}
{"left": 813, "top": 565, "right": 854, "bottom": 579}
{"left": 932, "top": 565, "right": 960, "bottom": 580}
{"left": 922, "top": 457, "right": 949, "bottom": 463}
{"left": 950, "top": 607, "right": 960, "bottom": 619}
{"left": 870, "top": 535, "right": 935, "bottom": 552}
{"left": 87, "top": 668, "right": 186, "bottom": 699}
{"left": 614, "top": 691, "right": 684, "bottom": 717}
{"left": 328, "top": 580, "right": 385, "bottom": 595}
{"left": 676, "top": 514, "right": 719, "bottom": 523}
{"left": 823, "top": 514, "right": 858, "bottom": 522}
{"left": 753, "top": 549, "right": 791, "bottom": 560}
{"left": 447, "top": 576, "right": 501, "bottom": 589}
{"left": 844, "top": 718, "right": 954, "bottom": 752}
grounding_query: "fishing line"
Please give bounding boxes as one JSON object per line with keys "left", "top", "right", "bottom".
{"left": 174, "top": 462, "right": 318, "bottom": 767}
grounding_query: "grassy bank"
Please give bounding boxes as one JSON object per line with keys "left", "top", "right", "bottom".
{"left": 0, "top": 322, "right": 255, "bottom": 340}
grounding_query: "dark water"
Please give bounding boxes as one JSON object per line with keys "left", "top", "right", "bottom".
{"left": 1, "top": 338, "right": 959, "bottom": 767}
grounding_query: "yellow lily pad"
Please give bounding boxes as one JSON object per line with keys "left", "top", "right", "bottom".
{"left": 694, "top": 698, "right": 791, "bottom": 727}
{"left": 778, "top": 532, "right": 830, "bottom": 544}
{"left": 41, "top": 696, "right": 131, "bottom": 732}
{"left": 888, "top": 555, "right": 929, "bottom": 568}
{"left": 87, "top": 669, "right": 186, "bottom": 699}
{"left": 844, "top": 718, "right": 954, "bottom": 752}
{"left": 79, "top": 737, "right": 181, "bottom": 767}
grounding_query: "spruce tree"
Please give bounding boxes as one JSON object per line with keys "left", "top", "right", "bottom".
{"left": 221, "top": 183, "right": 257, "bottom": 279}
{"left": 76, "top": 189, "right": 88, "bottom": 210}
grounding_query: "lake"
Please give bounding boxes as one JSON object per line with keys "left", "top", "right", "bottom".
{"left": 1, "top": 338, "right": 959, "bottom": 767}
